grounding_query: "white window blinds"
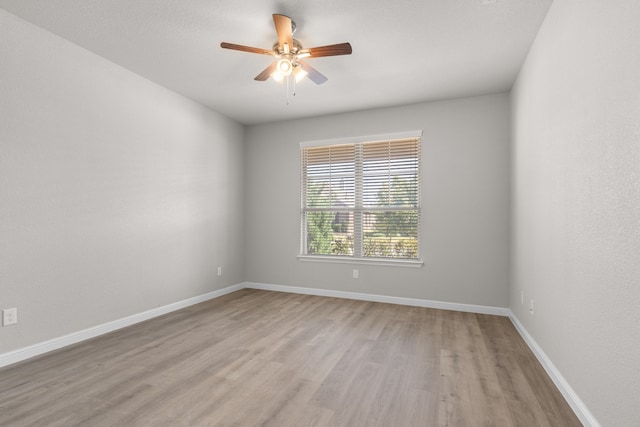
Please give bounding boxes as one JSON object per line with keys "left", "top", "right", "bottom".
{"left": 301, "top": 134, "right": 421, "bottom": 260}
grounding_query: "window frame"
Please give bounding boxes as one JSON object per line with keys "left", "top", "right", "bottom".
{"left": 298, "top": 131, "right": 423, "bottom": 267}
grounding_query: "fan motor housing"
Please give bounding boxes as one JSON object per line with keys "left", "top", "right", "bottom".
{"left": 272, "top": 39, "right": 304, "bottom": 56}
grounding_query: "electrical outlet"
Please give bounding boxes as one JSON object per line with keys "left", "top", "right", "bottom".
{"left": 529, "top": 300, "right": 534, "bottom": 315}
{"left": 217, "top": 266, "right": 222, "bottom": 276}
{"left": 3, "top": 308, "right": 17, "bottom": 326}
{"left": 352, "top": 269, "right": 359, "bottom": 279}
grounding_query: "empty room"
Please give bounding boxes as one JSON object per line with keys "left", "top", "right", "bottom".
{"left": 1, "top": 0, "right": 638, "bottom": 426}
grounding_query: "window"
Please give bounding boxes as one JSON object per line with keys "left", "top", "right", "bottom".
{"left": 300, "top": 131, "right": 422, "bottom": 265}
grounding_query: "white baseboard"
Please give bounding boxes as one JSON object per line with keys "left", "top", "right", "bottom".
{"left": 0, "top": 283, "right": 245, "bottom": 369}
{"left": 245, "top": 282, "right": 510, "bottom": 316}
{"left": 508, "top": 311, "right": 600, "bottom": 427}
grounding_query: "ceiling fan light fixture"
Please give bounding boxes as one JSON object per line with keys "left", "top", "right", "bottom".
{"left": 271, "top": 70, "right": 284, "bottom": 82}
{"left": 276, "top": 58, "right": 293, "bottom": 76}
{"left": 293, "top": 66, "right": 308, "bottom": 82}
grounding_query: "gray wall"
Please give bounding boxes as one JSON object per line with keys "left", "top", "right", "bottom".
{"left": 510, "top": 0, "right": 640, "bottom": 425}
{"left": 0, "top": 11, "right": 245, "bottom": 354}
{"left": 245, "top": 94, "right": 511, "bottom": 307}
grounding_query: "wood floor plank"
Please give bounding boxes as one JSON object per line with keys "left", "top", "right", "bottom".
{"left": 0, "top": 289, "right": 581, "bottom": 426}
{"left": 439, "top": 349, "right": 475, "bottom": 427}
{"left": 309, "top": 338, "right": 376, "bottom": 411}
{"left": 465, "top": 352, "right": 515, "bottom": 426}
{"left": 282, "top": 404, "right": 336, "bottom": 427}
{"left": 333, "top": 361, "right": 387, "bottom": 426}
{"left": 492, "top": 351, "right": 553, "bottom": 427}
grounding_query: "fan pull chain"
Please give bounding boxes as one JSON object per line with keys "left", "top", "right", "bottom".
{"left": 292, "top": 75, "right": 297, "bottom": 98}
{"left": 286, "top": 75, "right": 290, "bottom": 105}
{"left": 285, "top": 74, "right": 297, "bottom": 105}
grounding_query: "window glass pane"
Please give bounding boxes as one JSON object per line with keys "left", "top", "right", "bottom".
{"left": 305, "top": 211, "right": 354, "bottom": 256}
{"left": 362, "top": 210, "right": 418, "bottom": 259}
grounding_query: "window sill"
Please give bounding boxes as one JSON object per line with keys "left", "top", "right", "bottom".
{"left": 297, "top": 255, "right": 423, "bottom": 268}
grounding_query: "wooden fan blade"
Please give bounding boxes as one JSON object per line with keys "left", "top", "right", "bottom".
{"left": 301, "top": 42, "right": 353, "bottom": 58}
{"left": 273, "top": 14, "right": 293, "bottom": 52}
{"left": 220, "top": 42, "right": 274, "bottom": 56}
{"left": 254, "top": 62, "right": 278, "bottom": 81}
{"left": 298, "top": 61, "right": 328, "bottom": 85}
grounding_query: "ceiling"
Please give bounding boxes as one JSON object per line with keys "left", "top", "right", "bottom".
{"left": 0, "top": 0, "right": 553, "bottom": 125}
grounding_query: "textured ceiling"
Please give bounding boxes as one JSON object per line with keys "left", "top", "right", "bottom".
{"left": 0, "top": 0, "right": 553, "bottom": 125}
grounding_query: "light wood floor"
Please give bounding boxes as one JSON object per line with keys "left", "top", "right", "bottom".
{"left": 0, "top": 289, "right": 581, "bottom": 426}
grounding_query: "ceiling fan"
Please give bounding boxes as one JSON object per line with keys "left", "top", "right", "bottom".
{"left": 220, "top": 14, "right": 352, "bottom": 85}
